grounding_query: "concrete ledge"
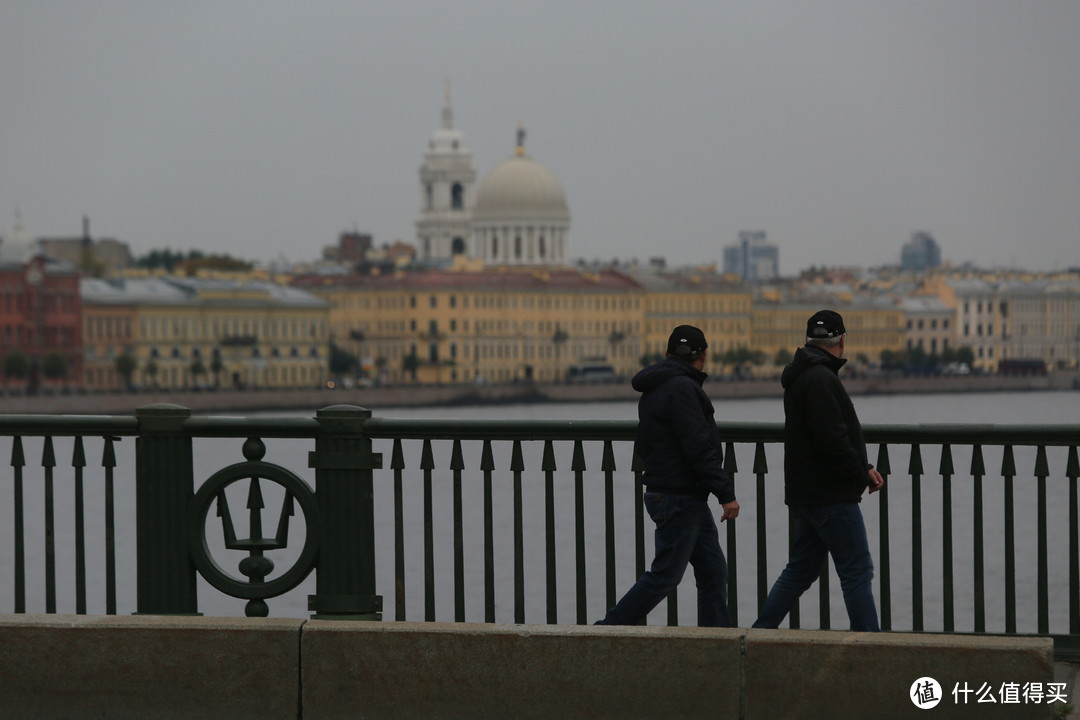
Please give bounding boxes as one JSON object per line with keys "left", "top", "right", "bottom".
{"left": 0, "top": 615, "right": 1060, "bottom": 719}
{"left": 0, "top": 614, "right": 302, "bottom": 720}
{"left": 744, "top": 629, "right": 1055, "bottom": 720}
{"left": 301, "top": 621, "right": 744, "bottom": 720}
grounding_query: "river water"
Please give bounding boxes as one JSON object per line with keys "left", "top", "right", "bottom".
{"left": 2, "top": 389, "right": 1077, "bottom": 633}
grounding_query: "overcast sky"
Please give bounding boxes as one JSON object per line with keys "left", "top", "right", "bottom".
{"left": 2, "top": 1, "right": 1078, "bottom": 274}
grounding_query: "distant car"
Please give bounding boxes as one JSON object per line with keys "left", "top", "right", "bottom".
{"left": 566, "top": 363, "right": 617, "bottom": 383}
{"left": 942, "top": 362, "right": 971, "bottom": 376}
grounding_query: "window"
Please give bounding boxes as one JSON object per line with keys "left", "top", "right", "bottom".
{"left": 451, "top": 183, "right": 464, "bottom": 210}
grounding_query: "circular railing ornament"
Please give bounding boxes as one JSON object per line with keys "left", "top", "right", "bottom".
{"left": 188, "top": 439, "right": 320, "bottom": 616}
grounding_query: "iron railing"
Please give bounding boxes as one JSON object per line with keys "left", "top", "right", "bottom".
{"left": 1, "top": 404, "right": 1077, "bottom": 659}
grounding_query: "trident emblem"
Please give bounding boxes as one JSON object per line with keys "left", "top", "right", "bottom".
{"left": 215, "top": 477, "right": 296, "bottom": 598}
{"left": 189, "top": 437, "right": 321, "bottom": 617}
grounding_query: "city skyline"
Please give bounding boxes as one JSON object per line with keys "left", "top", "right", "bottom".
{"left": 2, "top": 1, "right": 1079, "bottom": 274}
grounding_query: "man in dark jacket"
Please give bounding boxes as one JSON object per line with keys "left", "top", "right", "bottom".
{"left": 752, "top": 310, "right": 884, "bottom": 631}
{"left": 596, "top": 325, "right": 739, "bottom": 626}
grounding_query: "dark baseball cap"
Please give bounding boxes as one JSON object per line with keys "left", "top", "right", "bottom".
{"left": 667, "top": 325, "right": 708, "bottom": 357}
{"left": 806, "top": 310, "right": 846, "bottom": 339}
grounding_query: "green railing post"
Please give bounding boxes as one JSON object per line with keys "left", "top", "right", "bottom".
{"left": 135, "top": 403, "right": 198, "bottom": 615}
{"left": 723, "top": 440, "right": 739, "bottom": 627}
{"left": 308, "top": 405, "right": 383, "bottom": 620}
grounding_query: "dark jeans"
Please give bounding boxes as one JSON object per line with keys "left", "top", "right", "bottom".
{"left": 596, "top": 492, "right": 730, "bottom": 626}
{"left": 752, "top": 502, "right": 880, "bottom": 632}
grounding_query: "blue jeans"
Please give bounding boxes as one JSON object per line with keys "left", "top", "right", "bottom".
{"left": 597, "top": 492, "right": 730, "bottom": 626}
{"left": 752, "top": 502, "right": 880, "bottom": 632}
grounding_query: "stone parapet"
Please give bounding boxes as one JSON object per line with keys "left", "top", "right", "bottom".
{"left": 0, "top": 615, "right": 1058, "bottom": 720}
{"left": 301, "top": 621, "right": 742, "bottom": 720}
{"left": 0, "top": 614, "right": 302, "bottom": 720}
{"left": 743, "top": 628, "right": 1056, "bottom": 720}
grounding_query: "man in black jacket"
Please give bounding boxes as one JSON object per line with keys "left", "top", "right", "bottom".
{"left": 596, "top": 325, "right": 739, "bottom": 626}
{"left": 752, "top": 310, "right": 884, "bottom": 631}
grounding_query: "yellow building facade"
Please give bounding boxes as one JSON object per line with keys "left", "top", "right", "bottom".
{"left": 81, "top": 277, "right": 330, "bottom": 390}
{"left": 81, "top": 293, "right": 136, "bottom": 391}
{"left": 752, "top": 302, "right": 906, "bottom": 365}
{"left": 293, "top": 267, "right": 645, "bottom": 384}
{"left": 291, "top": 264, "right": 915, "bottom": 387}
{"left": 628, "top": 272, "right": 754, "bottom": 362}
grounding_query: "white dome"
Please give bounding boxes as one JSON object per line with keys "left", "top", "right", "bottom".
{"left": 473, "top": 154, "right": 569, "bottom": 222}
{"left": 0, "top": 219, "right": 37, "bottom": 263}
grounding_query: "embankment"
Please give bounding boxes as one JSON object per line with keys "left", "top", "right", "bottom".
{"left": 1, "top": 371, "right": 1076, "bottom": 415}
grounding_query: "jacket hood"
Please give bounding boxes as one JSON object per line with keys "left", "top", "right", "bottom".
{"left": 632, "top": 357, "right": 707, "bottom": 393}
{"left": 780, "top": 345, "right": 847, "bottom": 389}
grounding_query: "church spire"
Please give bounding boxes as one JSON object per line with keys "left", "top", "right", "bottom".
{"left": 515, "top": 121, "right": 526, "bottom": 156}
{"left": 441, "top": 77, "right": 454, "bottom": 130}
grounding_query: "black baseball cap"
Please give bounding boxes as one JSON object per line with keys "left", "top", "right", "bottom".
{"left": 806, "top": 310, "right": 846, "bottom": 339}
{"left": 667, "top": 325, "right": 708, "bottom": 357}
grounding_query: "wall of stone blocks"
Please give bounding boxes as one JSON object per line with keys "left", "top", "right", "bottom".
{"left": 0, "top": 615, "right": 1057, "bottom": 720}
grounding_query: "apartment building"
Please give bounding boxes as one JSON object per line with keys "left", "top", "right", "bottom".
{"left": 625, "top": 270, "right": 753, "bottom": 360}
{"left": 293, "top": 265, "right": 644, "bottom": 385}
{"left": 751, "top": 299, "right": 905, "bottom": 366}
{"left": 1003, "top": 278, "right": 1080, "bottom": 369}
{"left": 81, "top": 276, "right": 330, "bottom": 390}
{"left": 0, "top": 255, "right": 82, "bottom": 391}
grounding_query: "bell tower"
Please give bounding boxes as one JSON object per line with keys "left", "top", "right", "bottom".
{"left": 415, "top": 79, "right": 477, "bottom": 263}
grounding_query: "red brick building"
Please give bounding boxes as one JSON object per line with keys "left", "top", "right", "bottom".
{"left": 0, "top": 256, "right": 83, "bottom": 392}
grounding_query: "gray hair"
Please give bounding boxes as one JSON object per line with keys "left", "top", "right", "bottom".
{"left": 806, "top": 334, "right": 844, "bottom": 349}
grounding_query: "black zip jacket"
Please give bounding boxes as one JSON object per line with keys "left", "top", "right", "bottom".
{"left": 632, "top": 358, "right": 735, "bottom": 503}
{"left": 781, "top": 345, "right": 871, "bottom": 506}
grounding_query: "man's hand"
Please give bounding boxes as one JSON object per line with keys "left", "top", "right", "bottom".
{"left": 868, "top": 468, "right": 885, "bottom": 494}
{"left": 720, "top": 500, "right": 740, "bottom": 522}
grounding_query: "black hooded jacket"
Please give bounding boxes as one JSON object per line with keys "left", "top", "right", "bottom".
{"left": 781, "top": 345, "right": 871, "bottom": 506}
{"left": 631, "top": 358, "right": 734, "bottom": 503}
